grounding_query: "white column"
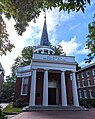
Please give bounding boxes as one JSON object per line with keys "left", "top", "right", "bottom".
{"left": 29, "top": 69, "right": 36, "bottom": 106}
{"left": 72, "top": 72, "right": 79, "bottom": 106}
{"left": 43, "top": 70, "right": 48, "bottom": 106}
{"left": 42, "top": 50, "right": 44, "bottom": 54}
{"left": 48, "top": 50, "right": 50, "bottom": 54}
{"left": 61, "top": 71, "right": 67, "bottom": 106}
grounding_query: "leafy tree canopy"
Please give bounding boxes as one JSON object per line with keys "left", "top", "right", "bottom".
{"left": 0, "top": 0, "right": 91, "bottom": 55}
{"left": 85, "top": 14, "right": 95, "bottom": 63}
{"left": 0, "top": 16, "right": 15, "bottom": 56}
{"left": 0, "top": 0, "right": 91, "bottom": 35}
{"left": 11, "top": 46, "right": 33, "bottom": 78}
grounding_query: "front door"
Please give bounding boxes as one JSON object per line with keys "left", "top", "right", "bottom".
{"left": 48, "top": 88, "right": 56, "bottom": 105}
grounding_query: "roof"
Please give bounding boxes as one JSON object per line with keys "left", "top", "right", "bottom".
{"left": 40, "top": 16, "right": 49, "bottom": 46}
{"left": 76, "top": 63, "right": 95, "bottom": 73}
{"left": 0, "top": 62, "right": 4, "bottom": 71}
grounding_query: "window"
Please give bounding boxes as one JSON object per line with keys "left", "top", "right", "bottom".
{"left": 87, "top": 79, "right": 91, "bottom": 86}
{"left": 39, "top": 50, "right": 42, "bottom": 54}
{"left": 92, "top": 69, "right": 95, "bottom": 75}
{"left": 89, "top": 90, "right": 93, "bottom": 98}
{"left": 82, "top": 80, "right": 85, "bottom": 87}
{"left": 77, "top": 81, "right": 80, "bottom": 88}
{"left": 77, "top": 74, "right": 79, "bottom": 80}
{"left": 83, "top": 90, "right": 87, "bottom": 98}
{"left": 50, "top": 51, "right": 53, "bottom": 55}
{"left": 86, "top": 71, "right": 90, "bottom": 77}
{"left": 81, "top": 73, "right": 84, "bottom": 78}
{"left": 21, "top": 77, "right": 29, "bottom": 95}
{"left": 79, "top": 90, "right": 82, "bottom": 98}
{"left": 44, "top": 50, "right": 48, "bottom": 54}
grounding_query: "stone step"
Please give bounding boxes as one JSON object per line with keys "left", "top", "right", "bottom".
{"left": 23, "top": 105, "right": 88, "bottom": 111}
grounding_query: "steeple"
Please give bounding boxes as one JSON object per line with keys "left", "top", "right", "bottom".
{"left": 40, "top": 12, "right": 49, "bottom": 46}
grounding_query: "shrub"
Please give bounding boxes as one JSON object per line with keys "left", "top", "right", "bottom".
{"left": 79, "top": 98, "right": 95, "bottom": 108}
{"left": 16, "top": 98, "right": 25, "bottom": 108}
{"left": 0, "top": 106, "right": 6, "bottom": 119}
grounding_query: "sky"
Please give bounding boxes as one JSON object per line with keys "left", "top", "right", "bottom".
{"left": 0, "top": 1, "right": 95, "bottom": 77}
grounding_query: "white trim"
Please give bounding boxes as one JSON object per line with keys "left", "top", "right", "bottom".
{"left": 21, "top": 77, "right": 29, "bottom": 96}
{"left": 81, "top": 73, "right": 84, "bottom": 78}
{"left": 77, "top": 81, "right": 80, "bottom": 88}
{"left": 77, "top": 74, "right": 79, "bottom": 80}
{"left": 86, "top": 71, "right": 90, "bottom": 77}
{"left": 77, "top": 85, "right": 95, "bottom": 89}
{"left": 83, "top": 90, "right": 87, "bottom": 98}
{"left": 92, "top": 69, "right": 95, "bottom": 75}
{"left": 89, "top": 90, "right": 93, "bottom": 98}
{"left": 79, "top": 90, "right": 82, "bottom": 98}
{"left": 82, "top": 80, "right": 85, "bottom": 87}
{"left": 87, "top": 79, "right": 90, "bottom": 86}
{"left": 17, "top": 72, "right": 31, "bottom": 77}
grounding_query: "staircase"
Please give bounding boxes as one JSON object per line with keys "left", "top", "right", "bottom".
{"left": 23, "top": 105, "right": 88, "bottom": 111}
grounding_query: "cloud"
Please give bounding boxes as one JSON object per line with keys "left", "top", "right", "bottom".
{"left": 59, "top": 36, "right": 81, "bottom": 55}
{"left": 0, "top": 17, "right": 35, "bottom": 77}
{"left": 0, "top": 9, "right": 80, "bottom": 77}
{"left": 76, "top": 46, "right": 89, "bottom": 55}
{"left": 68, "top": 23, "right": 81, "bottom": 32}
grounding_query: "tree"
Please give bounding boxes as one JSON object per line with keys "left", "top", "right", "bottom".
{"left": 0, "top": 16, "right": 15, "bottom": 56}
{"left": 76, "top": 63, "right": 81, "bottom": 71}
{"left": 1, "top": 0, "right": 90, "bottom": 35}
{"left": 0, "top": 0, "right": 91, "bottom": 55}
{"left": 85, "top": 14, "right": 95, "bottom": 63}
{"left": 2, "top": 75, "right": 15, "bottom": 101}
{"left": 11, "top": 46, "right": 34, "bottom": 78}
{"left": 53, "top": 45, "right": 66, "bottom": 56}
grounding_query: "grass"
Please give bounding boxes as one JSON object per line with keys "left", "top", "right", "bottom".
{"left": 3, "top": 103, "right": 22, "bottom": 114}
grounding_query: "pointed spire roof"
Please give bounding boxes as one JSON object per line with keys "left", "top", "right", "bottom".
{"left": 40, "top": 12, "right": 49, "bottom": 46}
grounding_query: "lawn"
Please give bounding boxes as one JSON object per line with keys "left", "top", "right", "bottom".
{"left": 3, "top": 103, "right": 22, "bottom": 114}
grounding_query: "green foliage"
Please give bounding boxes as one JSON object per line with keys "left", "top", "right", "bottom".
{"left": 0, "top": 106, "right": 6, "bottom": 119}
{"left": 11, "top": 46, "right": 33, "bottom": 78}
{"left": 79, "top": 98, "right": 95, "bottom": 108}
{"left": 1, "top": 75, "right": 15, "bottom": 102}
{"left": 16, "top": 98, "right": 25, "bottom": 108}
{"left": 85, "top": 14, "right": 95, "bottom": 63}
{"left": 21, "top": 46, "right": 33, "bottom": 65}
{"left": 76, "top": 63, "right": 81, "bottom": 71}
{"left": 0, "top": 0, "right": 91, "bottom": 55}
{"left": 0, "top": 16, "right": 15, "bottom": 56}
{"left": 3, "top": 103, "right": 22, "bottom": 114}
{"left": 53, "top": 45, "right": 66, "bottom": 56}
{"left": 0, "top": 0, "right": 91, "bottom": 35}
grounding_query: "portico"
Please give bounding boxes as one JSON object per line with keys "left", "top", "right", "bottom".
{"left": 14, "top": 13, "right": 79, "bottom": 109}
{"left": 29, "top": 53, "right": 79, "bottom": 107}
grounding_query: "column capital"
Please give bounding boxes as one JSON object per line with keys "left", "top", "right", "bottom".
{"left": 32, "top": 68, "right": 37, "bottom": 70}
{"left": 61, "top": 70, "right": 65, "bottom": 72}
{"left": 44, "top": 69, "right": 49, "bottom": 71}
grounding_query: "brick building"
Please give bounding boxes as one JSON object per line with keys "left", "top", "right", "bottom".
{"left": 14, "top": 15, "right": 79, "bottom": 108}
{"left": 0, "top": 63, "right": 4, "bottom": 97}
{"left": 76, "top": 63, "right": 95, "bottom": 99}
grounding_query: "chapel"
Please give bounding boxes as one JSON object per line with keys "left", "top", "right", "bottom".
{"left": 14, "top": 14, "right": 79, "bottom": 108}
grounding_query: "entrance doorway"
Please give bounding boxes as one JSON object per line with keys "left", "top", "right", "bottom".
{"left": 48, "top": 88, "right": 56, "bottom": 105}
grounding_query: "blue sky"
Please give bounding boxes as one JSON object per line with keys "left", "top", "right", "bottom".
{"left": 0, "top": 0, "right": 95, "bottom": 76}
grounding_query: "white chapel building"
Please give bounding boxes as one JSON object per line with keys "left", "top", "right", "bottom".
{"left": 14, "top": 15, "right": 79, "bottom": 108}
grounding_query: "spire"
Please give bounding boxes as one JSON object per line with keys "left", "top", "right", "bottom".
{"left": 40, "top": 12, "right": 49, "bottom": 46}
